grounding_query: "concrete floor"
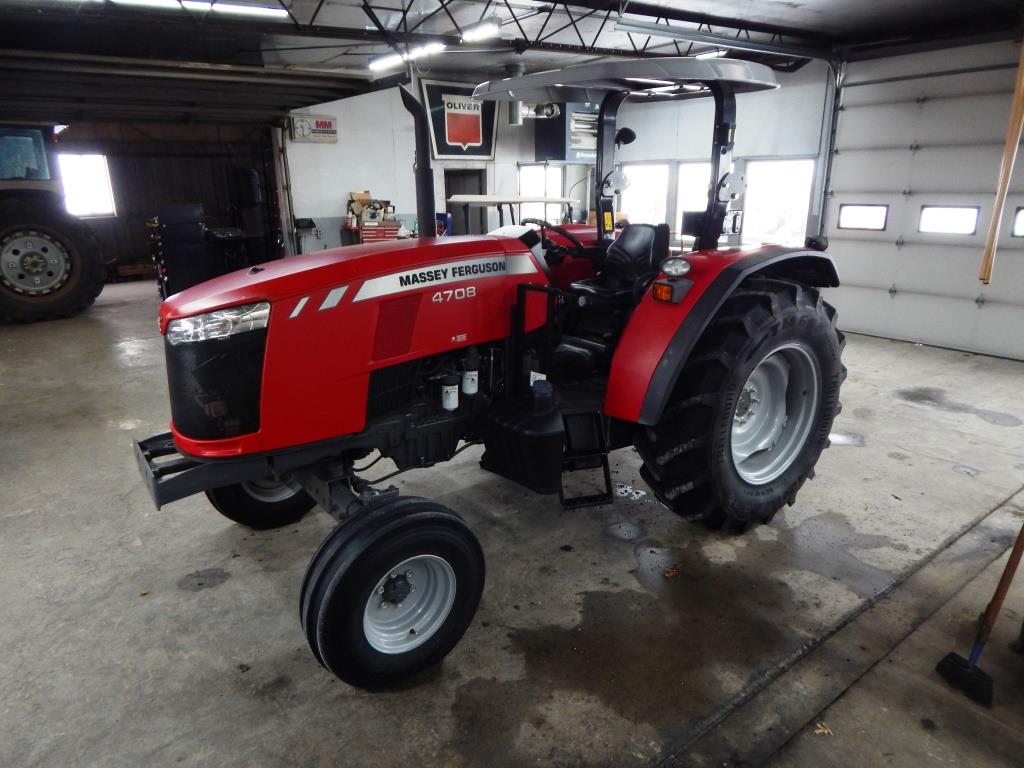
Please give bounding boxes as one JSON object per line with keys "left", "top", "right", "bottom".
{"left": 2, "top": 281, "right": 1023, "bottom": 768}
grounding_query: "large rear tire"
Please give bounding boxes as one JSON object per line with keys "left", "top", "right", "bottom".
{"left": 636, "top": 277, "right": 845, "bottom": 532}
{"left": 300, "top": 497, "right": 485, "bottom": 688}
{"left": 0, "top": 198, "right": 105, "bottom": 322}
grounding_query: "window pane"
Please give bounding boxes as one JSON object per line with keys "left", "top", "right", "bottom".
{"left": 918, "top": 206, "right": 978, "bottom": 235}
{"left": 58, "top": 154, "right": 116, "bottom": 217}
{"left": 677, "top": 162, "right": 712, "bottom": 213}
{"left": 838, "top": 204, "right": 888, "bottom": 231}
{"left": 545, "top": 165, "right": 563, "bottom": 221}
{"left": 741, "top": 159, "right": 815, "bottom": 246}
{"left": 621, "top": 163, "right": 669, "bottom": 224}
{"left": 1013, "top": 208, "right": 1024, "bottom": 237}
{"left": 0, "top": 128, "right": 50, "bottom": 181}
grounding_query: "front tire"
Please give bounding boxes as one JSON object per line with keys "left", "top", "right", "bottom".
{"left": 300, "top": 498, "right": 485, "bottom": 688}
{"left": 636, "top": 278, "right": 845, "bottom": 532}
{"left": 205, "top": 480, "right": 315, "bottom": 530}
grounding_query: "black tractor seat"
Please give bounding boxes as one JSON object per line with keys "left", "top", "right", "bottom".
{"left": 568, "top": 223, "right": 669, "bottom": 302}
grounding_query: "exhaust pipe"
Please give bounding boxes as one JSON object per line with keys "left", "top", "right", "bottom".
{"left": 399, "top": 85, "right": 436, "bottom": 238}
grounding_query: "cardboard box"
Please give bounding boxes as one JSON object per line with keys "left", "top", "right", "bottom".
{"left": 349, "top": 191, "right": 372, "bottom": 216}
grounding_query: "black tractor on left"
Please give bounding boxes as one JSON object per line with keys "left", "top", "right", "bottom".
{"left": 0, "top": 125, "right": 105, "bottom": 322}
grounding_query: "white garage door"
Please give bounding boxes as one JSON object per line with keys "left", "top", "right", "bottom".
{"left": 825, "top": 41, "right": 1024, "bottom": 360}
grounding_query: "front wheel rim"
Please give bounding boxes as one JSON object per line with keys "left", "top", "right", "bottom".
{"left": 240, "top": 479, "right": 302, "bottom": 504}
{"left": 363, "top": 554, "right": 457, "bottom": 654}
{"left": 730, "top": 342, "right": 821, "bottom": 486}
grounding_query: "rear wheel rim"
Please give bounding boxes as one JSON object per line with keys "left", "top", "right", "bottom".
{"left": 730, "top": 342, "right": 820, "bottom": 486}
{"left": 362, "top": 554, "right": 457, "bottom": 654}
{"left": 0, "top": 230, "right": 71, "bottom": 295}
{"left": 240, "top": 479, "right": 302, "bottom": 504}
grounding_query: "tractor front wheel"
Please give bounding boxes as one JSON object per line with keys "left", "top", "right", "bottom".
{"left": 300, "top": 497, "right": 485, "bottom": 688}
{"left": 636, "top": 278, "right": 845, "bottom": 532}
{"left": 205, "top": 480, "right": 315, "bottom": 530}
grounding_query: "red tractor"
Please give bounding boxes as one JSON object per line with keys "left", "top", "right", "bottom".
{"left": 135, "top": 59, "right": 845, "bottom": 688}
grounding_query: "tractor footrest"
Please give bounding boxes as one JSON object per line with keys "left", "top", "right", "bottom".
{"left": 559, "top": 412, "right": 613, "bottom": 509}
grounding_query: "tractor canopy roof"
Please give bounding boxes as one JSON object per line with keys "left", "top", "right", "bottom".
{"left": 472, "top": 57, "right": 778, "bottom": 104}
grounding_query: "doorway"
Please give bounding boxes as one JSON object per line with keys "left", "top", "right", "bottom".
{"left": 444, "top": 169, "right": 487, "bottom": 235}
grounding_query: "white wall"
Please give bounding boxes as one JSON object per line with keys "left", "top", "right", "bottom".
{"left": 286, "top": 84, "right": 535, "bottom": 231}
{"left": 616, "top": 60, "right": 832, "bottom": 162}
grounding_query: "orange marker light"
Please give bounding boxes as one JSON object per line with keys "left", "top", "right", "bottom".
{"left": 653, "top": 282, "right": 674, "bottom": 303}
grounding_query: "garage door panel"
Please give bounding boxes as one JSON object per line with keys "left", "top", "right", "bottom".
{"left": 842, "top": 72, "right": 1015, "bottom": 107}
{"left": 831, "top": 149, "right": 911, "bottom": 193}
{"left": 830, "top": 240, "right": 897, "bottom": 287}
{"left": 824, "top": 285, "right": 894, "bottom": 336}
{"left": 837, "top": 94, "right": 1009, "bottom": 150}
{"left": 828, "top": 42, "right": 1024, "bottom": 360}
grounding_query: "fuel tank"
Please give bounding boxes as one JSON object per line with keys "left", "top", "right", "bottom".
{"left": 159, "top": 235, "right": 550, "bottom": 458}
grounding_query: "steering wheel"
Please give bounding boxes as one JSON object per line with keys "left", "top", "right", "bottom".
{"left": 520, "top": 218, "right": 586, "bottom": 263}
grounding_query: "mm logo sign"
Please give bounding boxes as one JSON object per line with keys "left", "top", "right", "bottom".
{"left": 442, "top": 94, "right": 483, "bottom": 150}
{"left": 290, "top": 114, "right": 338, "bottom": 144}
{"left": 421, "top": 79, "right": 498, "bottom": 160}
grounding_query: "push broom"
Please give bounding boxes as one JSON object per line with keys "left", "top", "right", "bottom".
{"left": 936, "top": 521, "right": 1024, "bottom": 707}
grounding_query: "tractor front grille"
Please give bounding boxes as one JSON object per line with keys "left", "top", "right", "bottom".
{"left": 164, "top": 329, "right": 266, "bottom": 441}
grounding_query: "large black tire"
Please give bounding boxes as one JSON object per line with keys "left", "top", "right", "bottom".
{"left": 636, "top": 277, "right": 845, "bottom": 533}
{"left": 0, "top": 198, "right": 105, "bottom": 322}
{"left": 300, "top": 497, "right": 485, "bottom": 689}
{"left": 205, "top": 481, "right": 316, "bottom": 530}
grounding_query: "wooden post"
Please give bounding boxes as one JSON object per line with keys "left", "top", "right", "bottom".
{"left": 979, "top": 41, "right": 1024, "bottom": 284}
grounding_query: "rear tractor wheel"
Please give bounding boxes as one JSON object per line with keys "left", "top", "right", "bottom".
{"left": 636, "top": 277, "right": 845, "bottom": 532}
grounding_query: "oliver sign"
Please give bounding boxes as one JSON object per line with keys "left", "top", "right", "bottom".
{"left": 421, "top": 79, "right": 498, "bottom": 160}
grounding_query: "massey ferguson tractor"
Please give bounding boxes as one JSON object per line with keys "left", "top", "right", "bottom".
{"left": 134, "top": 58, "right": 845, "bottom": 688}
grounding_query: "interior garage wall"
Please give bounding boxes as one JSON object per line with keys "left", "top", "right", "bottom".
{"left": 824, "top": 40, "right": 1024, "bottom": 360}
{"left": 58, "top": 123, "right": 275, "bottom": 274}
{"left": 285, "top": 83, "right": 534, "bottom": 250}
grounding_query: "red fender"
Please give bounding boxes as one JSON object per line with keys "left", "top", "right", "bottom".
{"left": 604, "top": 246, "right": 839, "bottom": 426}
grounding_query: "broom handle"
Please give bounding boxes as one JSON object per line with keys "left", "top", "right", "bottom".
{"left": 979, "top": 41, "right": 1024, "bottom": 284}
{"left": 974, "top": 522, "right": 1024, "bottom": 658}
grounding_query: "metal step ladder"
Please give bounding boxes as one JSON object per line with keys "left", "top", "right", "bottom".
{"left": 559, "top": 411, "right": 613, "bottom": 509}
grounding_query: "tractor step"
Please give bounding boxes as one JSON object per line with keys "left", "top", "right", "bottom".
{"left": 559, "top": 411, "right": 613, "bottom": 509}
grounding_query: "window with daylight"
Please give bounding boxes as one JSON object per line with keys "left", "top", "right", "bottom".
{"left": 741, "top": 159, "right": 815, "bottom": 246}
{"left": 838, "top": 204, "right": 889, "bottom": 231}
{"left": 620, "top": 163, "right": 669, "bottom": 225}
{"left": 918, "top": 205, "right": 979, "bottom": 235}
{"left": 518, "top": 165, "right": 564, "bottom": 222}
{"left": 677, "top": 161, "right": 713, "bottom": 218}
{"left": 58, "top": 154, "right": 116, "bottom": 217}
{"left": 1013, "top": 208, "right": 1024, "bottom": 237}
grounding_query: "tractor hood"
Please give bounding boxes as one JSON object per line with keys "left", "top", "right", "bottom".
{"left": 158, "top": 235, "right": 525, "bottom": 332}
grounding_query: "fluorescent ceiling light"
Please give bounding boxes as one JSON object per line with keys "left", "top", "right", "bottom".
{"left": 109, "top": 0, "right": 181, "bottom": 8}
{"left": 210, "top": 2, "right": 289, "bottom": 18}
{"left": 695, "top": 49, "right": 726, "bottom": 59}
{"left": 368, "top": 42, "right": 445, "bottom": 72}
{"left": 110, "top": 0, "right": 288, "bottom": 18}
{"left": 462, "top": 16, "right": 502, "bottom": 42}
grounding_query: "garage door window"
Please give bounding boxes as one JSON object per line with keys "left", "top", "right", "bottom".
{"left": 621, "top": 163, "right": 669, "bottom": 224}
{"left": 741, "top": 159, "right": 815, "bottom": 246}
{"left": 1012, "top": 207, "right": 1024, "bottom": 237}
{"left": 58, "top": 154, "right": 116, "bottom": 218}
{"left": 918, "top": 205, "right": 979, "bottom": 235}
{"left": 838, "top": 204, "right": 888, "bottom": 231}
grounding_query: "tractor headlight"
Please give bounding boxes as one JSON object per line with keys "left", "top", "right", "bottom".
{"left": 661, "top": 257, "right": 691, "bottom": 278}
{"left": 166, "top": 302, "right": 270, "bottom": 345}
